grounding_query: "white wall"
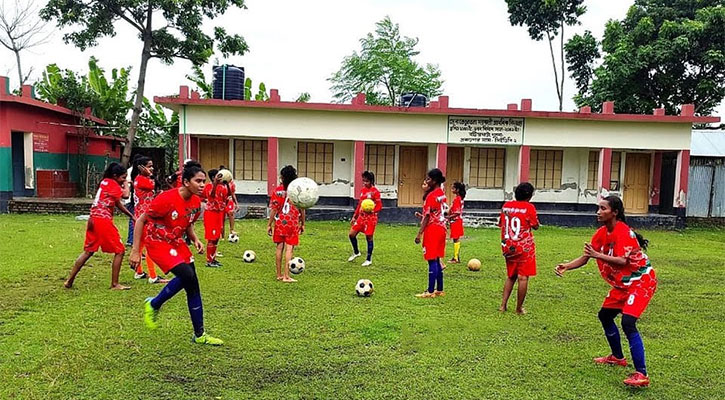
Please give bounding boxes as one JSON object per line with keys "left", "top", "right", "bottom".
{"left": 277, "top": 138, "right": 353, "bottom": 198}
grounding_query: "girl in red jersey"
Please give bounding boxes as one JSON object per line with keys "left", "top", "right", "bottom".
{"left": 218, "top": 165, "right": 238, "bottom": 241}
{"left": 348, "top": 171, "right": 383, "bottom": 266}
{"left": 64, "top": 163, "right": 134, "bottom": 290}
{"left": 201, "top": 169, "right": 231, "bottom": 268}
{"left": 414, "top": 168, "right": 448, "bottom": 298}
{"left": 555, "top": 195, "right": 656, "bottom": 387}
{"left": 267, "top": 165, "right": 305, "bottom": 283}
{"left": 131, "top": 156, "right": 168, "bottom": 284}
{"left": 130, "top": 160, "right": 223, "bottom": 345}
{"left": 447, "top": 182, "right": 466, "bottom": 264}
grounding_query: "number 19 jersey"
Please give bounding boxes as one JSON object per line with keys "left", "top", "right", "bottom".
{"left": 499, "top": 200, "right": 539, "bottom": 262}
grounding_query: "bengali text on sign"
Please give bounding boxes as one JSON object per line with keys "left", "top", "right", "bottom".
{"left": 448, "top": 116, "right": 524, "bottom": 145}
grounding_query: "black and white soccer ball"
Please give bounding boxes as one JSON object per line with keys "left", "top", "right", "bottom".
{"left": 355, "top": 279, "right": 374, "bottom": 297}
{"left": 289, "top": 257, "right": 305, "bottom": 274}
{"left": 242, "top": 250, "right": 256, "bottom": 263}
{"left": 228, "top": 233, "right": 239, "bottom": 243}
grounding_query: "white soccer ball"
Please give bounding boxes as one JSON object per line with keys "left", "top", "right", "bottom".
{"left": 355, "top": 279, "right": 374, "bottom": 297}
{"left": 287, "top": 177, "right": 319, "bottom": 209}
{"left": 243, "top": 250, "right": 256, "bottom": 263}
{"left": 228, "top": 233, "right": 239, "bottom": 243}
{"left": 289, "top": 257, "right": 305, "bottom": 274}
{"left": 218, "top": 169, "right": 234, "bottom": 184}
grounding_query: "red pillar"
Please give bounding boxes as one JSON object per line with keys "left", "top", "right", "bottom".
{"left": 354, "top": 141, "right": 365, "bottom": 199}
{"left": 518, "top": 145, "right": 530, "bottom": 183}
{"left": 267, "top": 137, "right": 279, "bottom": 196}
{"left": 190, "top": 137, "right": 199, "bottom": 161}
{"left": 598, "top": 148, "right": 612, "bottom": 197}
{"left": 436, "top": 143, "right": 447, "bottom": 176}
{"left": 675, "top": 149, "right": 690, "bottom": 209}
{"left": 178, "top": 132, "right": 185, "bottom": 170}
{"left": 651, "top": 152, "right": 662, "bottom": 206}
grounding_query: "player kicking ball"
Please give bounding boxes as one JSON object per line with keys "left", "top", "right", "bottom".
{"left": 267, "top": 165, "right": 306, "bottom": 283}
{"left": 555, "top": 195, "right": 656, "bottom": 387}
{"left": 348, "top": 171, "right": 382, "bottom": 266}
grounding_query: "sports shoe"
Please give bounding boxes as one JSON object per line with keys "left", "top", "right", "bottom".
{"left": 623, "top": 372, "right": 650, "bottom": 387}
{"left": 593, "top": 354, "right": 628, "bottom": 367}
{"left": 192, "top": 332, "right": 224, "bottom": 346}
{"left": 148, "top": 277, "right": 170, "bottom": 284}
{"left": 216, "top": 252, "right": 224, "bottom": 258}
{"left": 361, "top": 260, "right": 372, "bottom": 267}
{"left": 134, "top": 272, "right": 147, "bottom": 280}
{"left": 448, "top": 258, "right": 460, "bottom": 264}
{"left": 348, "top": 253, "right": 361, "bottom": 262}
{"left": 434, "top": 290, "right": 446, "bottom": 297}
{"left": 143, "top": 297, "right": 159, "bottom": 330}
{"left": 415, "top": 291, "right": 436, "bottom": 298}
{"left": 205, "top": 260, "right": 222, "bottom": 268}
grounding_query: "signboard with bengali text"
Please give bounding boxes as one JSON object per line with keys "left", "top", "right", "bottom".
{"left": 447, "top": 116, "right": 524, "bottom": 145}
{"left": 33, "top": 133, "right": 49, "bottom": 152}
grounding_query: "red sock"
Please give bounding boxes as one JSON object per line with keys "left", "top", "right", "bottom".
{"left": 207, "top": 242, "right": 217, "bottom": 262}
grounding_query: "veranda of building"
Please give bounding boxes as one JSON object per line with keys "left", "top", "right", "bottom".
{"left": 155, "top": 86, "right": 719, "bottom": 227}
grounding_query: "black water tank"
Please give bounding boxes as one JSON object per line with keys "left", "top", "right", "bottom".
{"left": 399, "top": 93, "right": 427, "bottom": 107}
{"left": 213, "top": 65, "right": 245, "bottom": 100}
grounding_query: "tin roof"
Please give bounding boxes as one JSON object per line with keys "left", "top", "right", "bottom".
{"left": 691, "top": 130, "right": 725, "bottom": 157}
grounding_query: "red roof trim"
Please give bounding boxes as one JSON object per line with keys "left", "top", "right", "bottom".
{"left": 154, "top": 96, "right": 719, "bottom": 124}
{"left": 1, "top": 94, "right": 107, "bottom": 125}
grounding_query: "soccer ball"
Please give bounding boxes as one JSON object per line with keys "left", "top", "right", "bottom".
{"left": 360, "top": 198, "right": 375, "bottom": 213}
{"left": 287, "top": 177, "right": 319, "bottom": 209}
{"left": 243, "top": 250, "right": 256, "bottom": 263}
{"left": 289, "top": 257, "right": 305, "bottom": 274}
{"left": 355, "top": 279, "right": 374, "bottom": 297}
{"left": 218, "top": 169, "right": 234, "bottom": 184}
{"left": 467, "top": 258, "right": 481, "bottom": 271}
{"left": 228, "top": 233, "right": 239, "bottom": 243}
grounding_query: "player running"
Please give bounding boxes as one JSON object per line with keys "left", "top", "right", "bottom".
{"left": 348, "top": 171, "right": 383, "bottom": 266}
{"left": 267, "top": 165, "right": 306, "bottom": 283}
{"left": 130, "top": 160, "right": 223, "bottom": 346}
{"left": 414, "top": 168, "right": 447, "bottom": 298}
{"left": 499, "top": 182, "right": 539, "bottom": 314}
{"left": 555, "top": 195, "right": 656, "bottom": 387}
{"left": 201, "top": 168, "right": 231, "bottom": 268}
{"left": 64, "top": 163, "right": 134, "bottom": 290}
{"left": 448, "top": 182, "right": 466, "bottom": 264}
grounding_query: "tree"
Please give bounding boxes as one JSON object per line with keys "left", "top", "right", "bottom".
{"left": 505, "top": 0, "right": 586, "bottom": 111}
{"left": 564, "top": 30, "right": 599, "bottom": 99}
{"left": 329, "top": 16, "right": 443, "bottom": 106}
{"left": 40, "top": 0, "right": 249, "bottom": 165}
{"left": 0, "top": 0, "right": 49, "bottom": 86}
{"left": 567, "top": 0, "right": 725, "bottom": 115}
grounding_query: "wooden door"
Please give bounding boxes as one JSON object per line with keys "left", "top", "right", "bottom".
{"left": 445, "top": 147, "right": 464, "bottom": 202}
{"left": 623, "top": 153, "right": 651, "bottom": 214}
{"left": 397, "top": 146, "right": 428, "bottom": 207}
{"left": 198, "top": 138, "right": 230, "bottom": 179}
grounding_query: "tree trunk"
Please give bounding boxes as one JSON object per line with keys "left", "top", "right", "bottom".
{"left": 546, "top": 31, "right": 562, "bottom": 110}
{"left": 122, "top": 11, "right": 153, "bottom": 166}
{"left": 14, "top": 49, "right": 23, "bottom": 87}
{"left": 559, "top": 23, "right": 565, "bottom": 111}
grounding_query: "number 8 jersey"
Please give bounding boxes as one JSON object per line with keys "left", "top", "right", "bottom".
{"left": 499, "top": 200, "right": 539, "bottom": 261}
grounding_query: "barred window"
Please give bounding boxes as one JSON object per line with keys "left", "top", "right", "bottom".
{"left": 610, "top": 151, "right": 622, "bottom": 191}
{"left": 469, "top": 148, "right": 505, "bottom": 188}
{"left": 529, "top": 149, "right": 563, "bottom": 189}
{"left": 365, "top": 144, "right": 395, "bottom": 185}
{"left": 234, "top": 140, "right": 268, "bottom": 181}
{"left": 297, "top": 142, "right": 334, "bottom": 184}
{"left": 588, "top": 150, "right": 599, "bottom": 189}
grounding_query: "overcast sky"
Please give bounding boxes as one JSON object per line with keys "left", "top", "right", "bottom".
{"left": 2, "top": 0, "right": 723, "bottom": 118}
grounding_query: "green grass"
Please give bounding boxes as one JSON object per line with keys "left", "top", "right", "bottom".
{"left": 1, "top": 214, "right": 724, "bottom": 399}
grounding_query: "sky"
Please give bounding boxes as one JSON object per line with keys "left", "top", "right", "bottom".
{"left": 1, "top": 0, "right": 723, "bottom": 119}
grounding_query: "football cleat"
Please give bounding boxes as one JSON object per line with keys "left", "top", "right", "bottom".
{"left": 192, "top": 333, "right": 224, "bottom": 346}
{"left": 593, "top": 354, "right": 628, "bottom": 367}
{"left": 623, "top": 372, "right": 650, "bottom": 387}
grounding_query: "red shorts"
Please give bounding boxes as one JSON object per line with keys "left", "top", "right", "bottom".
{"left": 83, "top": 217, "right": 124, "bottom": 254}
{"left": 203, "top": 210, "right": 225, "bottom": 240}
{"left": 450, "top": 220, "right": 464, "bottom": 240}
{"left": 144, "top": 240, "right": 193, "bottom": 274}
{"left": 422, "top": 225, "right": 446, "bottom": 261}
{"left": 225, "top": 200, "right": 236, "bottom": 214}
{"left": 505, "top": 256, "right": 537, "bottom": 278}
{"left": 273, "top": 231, "right": 299, "bottom": 246}
{"left": 352, "top": 213, "right": 378, "bottom": 236}
{"left": 602, "top": 275, "right": 657, "bottom": 318}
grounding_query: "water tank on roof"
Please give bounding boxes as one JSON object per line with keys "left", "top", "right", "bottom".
{"left": 213, "top": 65, "right": 245, "bottom": 100}
{"left": 399, "top": 93, "right": 428, "bottom": 107}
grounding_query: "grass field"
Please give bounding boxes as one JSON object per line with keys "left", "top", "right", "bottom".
{"left": 1, "top": 214, "right": 724, "bottom": 399}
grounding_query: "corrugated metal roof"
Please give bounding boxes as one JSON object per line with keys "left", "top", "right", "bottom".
{"left": 691, "top": 130, "right": 725, "bottom": 157}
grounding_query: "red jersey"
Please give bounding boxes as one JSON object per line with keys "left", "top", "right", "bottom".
{"left": 591, "top": 221, "right": 654, "bottom": 289}
{"left": 133, "top": 175, "right": 156, "bottom": 217}
{"left": 450, "top": 196, "right": 464, "bottom": 222}
{"left": 499, "top": 200, "right": 539, "bottom": 261}
{"left": 355, "top": 186, "right": 382, "bottom": 214}
{"left": 202, "top": 183, "right": 231, "bottom": 212}
{"left": 90, "top": 178, "right": 123, "bottom": 220}
{"left": 270, "top": 184, "right": 300, "bottom": 234}
{"left": 423, "top": 187, "right": 448, "bottom": 229}
{"left": 144, "top": 188, "right": 202, "bottom": 246}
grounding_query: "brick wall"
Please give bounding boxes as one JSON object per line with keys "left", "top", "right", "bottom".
{"left": 9, "top": 198, "right": 91, "bottom": 214}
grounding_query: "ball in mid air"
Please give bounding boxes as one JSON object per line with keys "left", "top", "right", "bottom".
{"left": 360, "top": 199, "right": 375, "bottom": 213}
{"left": 217, "top": 169, "right": 234, "bottom": 184}
{"left": 287, "top": 177, "right": 319, "bottom": 209}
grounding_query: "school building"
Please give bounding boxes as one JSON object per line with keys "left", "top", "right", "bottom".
{"left": 155, "top": 86, "right": 719, "bottom": 227}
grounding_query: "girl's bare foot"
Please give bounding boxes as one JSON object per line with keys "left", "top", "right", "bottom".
{"left": 63, "top": 280, "right": 73, "bottom": 289}
{"left": 282, "top": 277, "right": 297, "bottom": 283}
{"left": 498, "top": 306, "right": 507, "bottom": 313}
{"left": 516, "top": 308, "right": 526, "bottom": 315}
{"left": 276, "top": 276, "right": 283, "bottom": 281}
{"left": 110, "top": 284, "right": 131, "bottom": 290}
